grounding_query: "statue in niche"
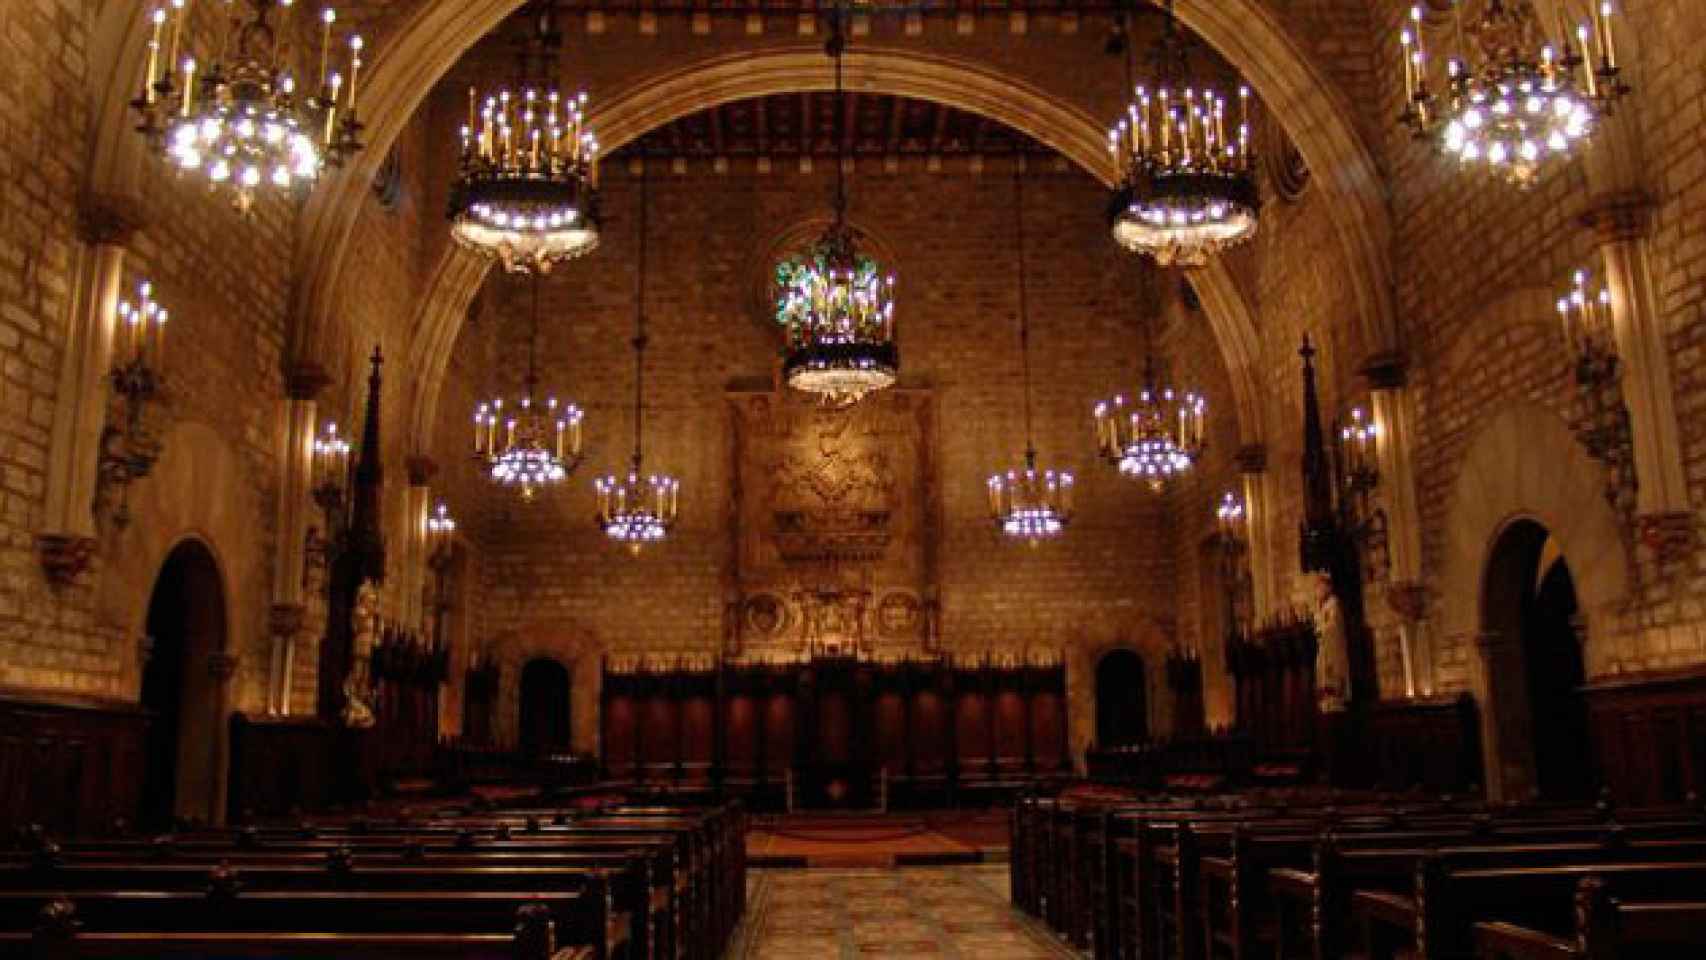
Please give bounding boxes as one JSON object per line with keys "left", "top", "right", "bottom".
{"left": 341, "top": 580, "right": 379, "bottom": 729}
{"left": 1313, "top": 573, "right": 1350, "bottom": 714}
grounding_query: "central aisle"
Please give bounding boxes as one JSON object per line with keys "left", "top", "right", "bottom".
{"left": 729, "top": 865, "right": 1073, "bottom": 959}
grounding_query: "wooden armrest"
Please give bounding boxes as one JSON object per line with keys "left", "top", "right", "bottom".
{"left": 1201, "top": 856, "right": 1234, "bottom": 879}
{"left": 1350, "top": 889, "right": 1418, "bottom": 929}
{"left": 1471, "top": 921, "right": 1575, "bottom": 960}
{"left": 1268, "top": 868, "right": 1316, "bottom": 900}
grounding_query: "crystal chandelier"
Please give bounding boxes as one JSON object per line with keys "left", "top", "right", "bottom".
{"left": 780, "top": 3, "right": 898, "bottom": 407}
{"left": 595, "top": 164, "right": 680, "bottom": 553}
{"left": 471, "top": 276, "right": 584, "bottom": 500}
{"left": 1106, "top": 0, "right": 1258, "bottom": 267}
{"left": 1399, "top": 0, "right": 1628, "bottom": 188}
{"left": 987, "top": 170, "right": 1073, "bottom": 545}
{"left": 1094, "top": 287, "right": 1207, "bottom": 491}
{"left": 132, "top": 0, "right": 364, "bottom": 213}
{"left": 449, "top": 3, "right": 600, "bottom": 274}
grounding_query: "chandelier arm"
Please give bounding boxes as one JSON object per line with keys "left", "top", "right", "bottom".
{"left": 633, "top": 158, "right": 649, "bottom": 469}
{"left": 1013, "top": 169, "right": 1036, "bottom": 463}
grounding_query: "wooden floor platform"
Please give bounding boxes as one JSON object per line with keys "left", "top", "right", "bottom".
{"left": 745, "top": 811, "right": 1010, "bottom": 868}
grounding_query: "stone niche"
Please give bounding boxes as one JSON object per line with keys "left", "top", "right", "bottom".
{"left": 726, "top": 387, "right": 939, "bottom": 660}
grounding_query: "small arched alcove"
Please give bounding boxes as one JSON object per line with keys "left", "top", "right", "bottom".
{"left": 1094, "top": 649, "right": 1149, "bottom": 748}
{"left": 518, "top": 657, "right": 573, "bottom": 758}
{"left": 139, "top": 538, "right": 228, "bottom": 828}
{"left": 1480, "top": 519, "right": 1592, "bottom": 802}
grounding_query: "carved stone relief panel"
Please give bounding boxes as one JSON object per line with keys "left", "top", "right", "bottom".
{"left": 727, "top": 388, "right": 938, "bottom": 658}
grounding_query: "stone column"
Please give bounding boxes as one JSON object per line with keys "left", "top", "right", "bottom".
{"left": 37, "top": 196, "right": 145, "bottom": 585}
{"left": 268, "top": 364, "right": 329, "bottom": 714}
{"left": 1362, "top": 353, "right": 1423, "bottom": 584}
{"left": 1582, "top": 193, "right": 1695, "bottom": 564}
{"left": 1235, "top": 444, "right": 1274, "bottom": 620}
{"left": 403, "top": 455, "right": 438, "bottom": 631}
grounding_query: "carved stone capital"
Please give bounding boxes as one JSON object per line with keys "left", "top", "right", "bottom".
{"left": 1385, "top": 579, "right": 1429, "bottom": 623}
{"left": 1580, "top": 191, "right": 1656, "bottom": 245}
{"left": 1636, "top": 510, "right": 1696, "bottom": 567}
{"left": 1360, "top": 351, "right": 1408, "bottom": 390}
{"left": 285, "top": 363, "right": 333, "bottom": 402}
{"left": 1234, "top": 444, "right": 1267, "bottom": 475}
{"left": 36, "top": 534, "right": 98, "bottom": 587}
{"left": 404, "top": 455, "right": 438, "bottom": 487}
{"left": 76, "top": 194, "right": 146, "bottom": 246}
{"left": 268, "top": 602, "right": 307, "bottom": 640}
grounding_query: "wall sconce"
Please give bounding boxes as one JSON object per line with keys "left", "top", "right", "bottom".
{"left": 1215, "top": 490, "right": 1253, "bottom": 639}
{"left": 99, "top": 280, "right": 169, "bottom": 525}
{"left": 304, "top": 420, "right": 352, "bottom": 583}
{"left": 1558, "top": 268, "right": 1635, "bottom": 513}
{"left": 1336, "top": 406, "right": 1379, "bottom": 495}
{"left": 425, "top": 499, "right": 457, "bottom": 648}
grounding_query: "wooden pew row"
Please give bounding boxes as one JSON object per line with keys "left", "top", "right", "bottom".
{"left": 1474, "top": 878, "right": 1706, "bottom": 959}
{"left": 1354, "top": 859, "right": 1706, "bottom": 960}
{"left": 1011, "top": 790, "right": 1706, "bottom": 960}
{"left": 0, "top": 861, "right": 638, "bottom": 960}
{"left": 1262, "top": 828, "right": 1706, "bottom": 954}
{"left": 11, "top": 804, "right": 740, "bottom": 960}
{"left": 0, "top": 898, "right": 589, "bottom": 960}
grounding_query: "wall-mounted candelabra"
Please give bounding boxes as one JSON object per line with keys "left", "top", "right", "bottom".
{"left": 1214, "top": 491, "right": 1253, "bottom": 640}
{"left": 1557, "top": 267, "right": 1636, "bottom": 517}
{"left": 425, "top": 500, "right": 457, "bottom": 649}
{"left": 1333, "top": 406, "right": 1390, "bottom": 584}
{"left": 303, "top": 419, "right": 352, "bottom": 585}
{"left": 99, "top": 280, "right": 170, "bottom": 525}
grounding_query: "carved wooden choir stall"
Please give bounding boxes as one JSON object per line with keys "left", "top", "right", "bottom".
{"left": 601, "top": 656, "right": 1069, "bottom": 809}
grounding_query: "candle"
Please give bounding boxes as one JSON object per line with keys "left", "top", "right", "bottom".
{"left": 180, "top": 58, "right": 196, "bottom": 117}
{"left": 324, "top": 74, "right": 342, "bottom": 144}
{"left": 1577, "top": 24, "right": 1599, "bottom": 96}
{"left": 146, "top": 8, "right": 166, "bottom": 99}
{"left": 1598, "top": 1, "right": 1616, "bottom": 68}
{"left": 167, "top": 0, "right": 188, "bottom": 74}
{"left": 153, "top": 308, "right": 168, "bottom": 371}
{"left": 318, "top": 8, "right": 336, "bottom": 90}
{"left": 1401, "top": 31, "right": 1416, "bottom": 101}
{"left": 346, "top": 35, "right": 363, "bottom": 112}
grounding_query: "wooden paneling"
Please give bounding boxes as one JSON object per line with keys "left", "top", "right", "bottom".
{"left": 226, "top": 714, "right": 337, "bottom": 822}
{"left": 1584, "top": 667, "right": 1706, "bottom": 807}
{"left": 598, "top": 661, "right": 1068, "bottom": 805}
{"left": 1364, "top": 694, "right": 1481, "bottom": 794}
{"left": 0, "top": 690, "right": 149, "bottom": 837}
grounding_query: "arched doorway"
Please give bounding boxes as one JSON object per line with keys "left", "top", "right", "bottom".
{"left": 1481, "top": 519, "right": 1591, "bottom": 802}
{"left": 518, "top": 658, "right": 572, "bottom": 758}
{"left": 139, "top": 539, "right": 227, "bottom": 828}
{"left": 1095, "top": 650, "right": 1148, "bottom": 748}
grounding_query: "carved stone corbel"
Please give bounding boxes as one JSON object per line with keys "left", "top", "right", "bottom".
{"left": 1385, "top": 580, "right": 1429, "bottom": 623}
{"left": 36, "top": 534, "right": 98, "bottom": 587}
{"left": 1636, "top": 511, "right": 1696, "bottom": 568}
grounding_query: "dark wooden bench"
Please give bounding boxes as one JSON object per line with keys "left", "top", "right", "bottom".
{"left": 0, "top": 898, "right": 590, "bottom": 959}
{"left": 1474, "top": 877, "right": 1706, "bottom": 959}
{"left": 1356, "top": 859, "right": 1706, "bottom": 959}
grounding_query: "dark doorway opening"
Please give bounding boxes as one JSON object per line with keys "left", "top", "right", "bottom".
{"left": 139, "top": 539, "right": 227, "bottom": 829}
{"left": 518, "top": 658, "right": 571, "bottom": 758}
{"left": 1095, "top": 649, "right": 1148, "bottom": 747}
{"left": 1482, "top": 519, "right": 1591, "bottom": 802}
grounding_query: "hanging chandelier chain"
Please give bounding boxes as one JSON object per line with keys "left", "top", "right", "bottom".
{"left": 829, "top": 0, "right": 849, "bottom": 223}
{"left": 1013, "top": 170, "right": 1037, "bottom": 463}
{"left": 632, "top": 160, "right": 650, "bottom": 469}
{"left": 526, "top": 272, "right": 541, "bottom": 401}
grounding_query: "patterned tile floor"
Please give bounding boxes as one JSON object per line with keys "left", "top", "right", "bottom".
{"left": 728, "top": 866, "right": 1077, "bottom": 959}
